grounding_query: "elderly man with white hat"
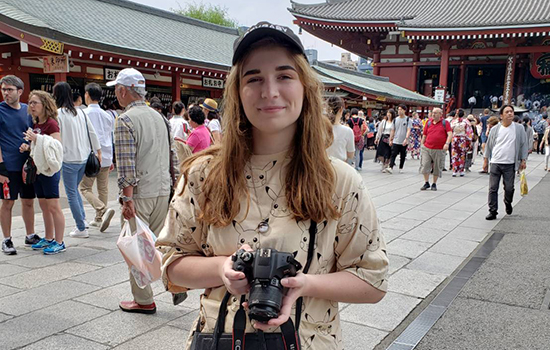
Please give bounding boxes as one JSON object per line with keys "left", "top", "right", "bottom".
{"left": 108, "top": 68, "right": 179, "bottom": 314}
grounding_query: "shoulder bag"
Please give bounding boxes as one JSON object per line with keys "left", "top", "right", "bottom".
{"left": 83, "top": 111, "right": 101, "bottom": 177}
{"left": 190, "top": 220, "right": 318, "bottom": 350}
{"left": 22, "top": 157, "right": 37, "bottom": 184}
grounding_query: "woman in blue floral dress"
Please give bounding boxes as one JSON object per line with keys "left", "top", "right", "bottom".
{"left": 408, "top": 112, "right": 423, "bottom": 159}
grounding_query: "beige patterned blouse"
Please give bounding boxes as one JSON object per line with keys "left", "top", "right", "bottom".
{"left": 156, "top": 150, "right": 389, "bottom": 350}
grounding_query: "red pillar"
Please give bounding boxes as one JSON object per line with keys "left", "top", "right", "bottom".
{"left": 171, "top": 71, "right": 181, "bottom": 102}
{"left": 19, "top": 71, "right": 30, "bottom": 103}
{"left": 411, "top": 50, "right": 420, "bottom": 91}
{"left": 372, "top": 51, "right": 381, "bottom": 76}
{"left": 457, "top": 61, "right": 466, "bottom": 108}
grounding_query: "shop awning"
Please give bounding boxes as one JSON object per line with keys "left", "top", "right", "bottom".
{"left": 313, "top": 62, "right": 441, "bottom": 106}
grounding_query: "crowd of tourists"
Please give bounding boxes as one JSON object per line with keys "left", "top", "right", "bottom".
{"left": 1, "top": 20, "right": 548, "bottom": 350}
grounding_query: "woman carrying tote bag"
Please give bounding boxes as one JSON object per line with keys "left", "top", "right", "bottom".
{"left": 54, "top": 82, "right": 101, "bottom": 239}
{"left": 156, "top": 22, "right": 388, "bottom": 350}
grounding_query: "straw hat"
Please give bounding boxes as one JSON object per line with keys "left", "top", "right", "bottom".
{"left": 201, "top": 98, "right": 218, "bottom": 112}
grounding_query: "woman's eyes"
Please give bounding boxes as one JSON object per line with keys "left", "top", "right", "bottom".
{"left": 246, "top": 74, "right": 294, "bottom": 84}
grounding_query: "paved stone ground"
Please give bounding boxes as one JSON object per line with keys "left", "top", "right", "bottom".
{"left": 0, "top": 153, "right": 546, "bottom": 349}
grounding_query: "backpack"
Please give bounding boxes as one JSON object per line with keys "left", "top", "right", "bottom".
{"left": 534, "top": 120, "right": 546, "bottom": 134}
{"left": 350, "top": 118, "right": 363, "bottom": 143}
{"left": 427, "top": 119, "right": 447, "bottom": 136}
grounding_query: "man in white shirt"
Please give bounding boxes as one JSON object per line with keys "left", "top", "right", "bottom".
{"left": 80, "top": 83, "right": 115, "bottom": 232}
{"left": 468, "top": 95, "right": 477, "bottom": 114}
{"left": 483, "top": 104, "right": 528, "bottom": 220}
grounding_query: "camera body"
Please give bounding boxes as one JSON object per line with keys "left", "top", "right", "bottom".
{"left": 232, "top": 248, "right": 302, "bottom": 322}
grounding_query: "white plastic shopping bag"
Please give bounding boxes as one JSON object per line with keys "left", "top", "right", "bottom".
{"left": 117, "top": 217, "right": 162, "bottom": 288}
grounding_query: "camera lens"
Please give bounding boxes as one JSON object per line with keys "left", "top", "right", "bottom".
{"left": 247, "top": 280, "right": 283, "bottom": 322}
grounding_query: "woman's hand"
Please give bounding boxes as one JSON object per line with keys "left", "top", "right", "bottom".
{"left": 23, "top": 129, "right": 37, "bottom": 143}
{"left": 253, "top": 272, "right": 309, "bottom": 331}
{"left": 220, "top": 244, "right": 253, "bottom": 296}
{"left": 19, "top": 143, "right": 30, "bottom": 153}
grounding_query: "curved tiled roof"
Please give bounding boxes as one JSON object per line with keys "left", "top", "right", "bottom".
{"left": 290, "top": 0, "right": 550, "bottom": 29}
{"left": 0, "top": 0, "right": 239, "bottom": 69}
{"left": 313, "top": 62, "right": 440, "bottom": 106}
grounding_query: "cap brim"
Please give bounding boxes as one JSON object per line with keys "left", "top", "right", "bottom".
{"left": 233, "top": 28, "right": 304, "bottom": 65}
{"left": 106, "top": 81, "right": 117, "bottom": 87}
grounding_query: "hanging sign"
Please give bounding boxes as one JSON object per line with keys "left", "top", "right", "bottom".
{"left": 530, "top": 53, "right": 550, "bottom": 79}
{"left": 42, "top": 55, "right": 69, "bottom": 73}
{"left": 503, "top": 54, "right": 516, "bottom": 105}
{"left": 434, "top": 87, "right": 445, "bottom": 103}
{"left": 202, "top": 76, "right": 224, "bottom": 89}
{"left": 104, "top": 67, "right": 122, "bottom": 81}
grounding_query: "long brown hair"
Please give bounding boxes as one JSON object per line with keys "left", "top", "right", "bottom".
{"left": 28, "top": 90, "right": 58, "bottom": 125}
{"left": 180, "top": 40, "right": 339, "bottom": 227}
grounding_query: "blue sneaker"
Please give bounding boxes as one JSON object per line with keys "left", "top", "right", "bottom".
{"left": 32, "top": 238, "right": 54, "bottom": 250}
{"left": 43, "top": 241, "right": 66, "bottom": 255}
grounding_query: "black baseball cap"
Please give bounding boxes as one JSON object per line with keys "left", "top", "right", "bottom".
{"left": 232, "top": 21, "right": 306, "bottom": 65}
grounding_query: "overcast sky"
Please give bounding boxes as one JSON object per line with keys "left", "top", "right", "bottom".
{"left": 130, "top": 0, "right": 356, "bottom": 61}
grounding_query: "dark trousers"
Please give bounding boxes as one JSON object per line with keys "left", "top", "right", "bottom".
{"left": 390, "top": 144, "right": 407, "bottom": 169}
{"left": 488, "top": 163, "right": 515, "bottom": 214}
{"left": 469, "top": 102, "right": 475, "bottom": 114}
{"left": 538, "top": 134, "right": 545, "bottom": 154}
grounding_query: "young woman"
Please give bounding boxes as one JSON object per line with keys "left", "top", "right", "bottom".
{"left": 450, "top": 109, "right": 473, "bottom": 176}
{"left": 374, "top": 109, "right": 395, "bottom": 172}
{"left": 407, "top": 112, "right": 423, "bottom": 159}
{"left": 156, "top": 23, "right": 388, "bottom": 350}
{"left": 20, "top": 91, "right": 66, "bottom": 254}
{"left": 53, "top": 82, "right": 101, "bottom": 238}
{"left": 325, "top": 96, "right": 354, "bottom": 163}
{"left": 202, "top": 98, "right": 222, "bottom": 144}
{"left": 346, "top": 109, "right": 367, "bottom": 170}
{"left": 542, "top": 124, "right": 550, "bottom": 171}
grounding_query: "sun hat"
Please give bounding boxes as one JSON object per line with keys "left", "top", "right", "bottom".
{"left": 106, "top": 68, "right": 145, "bottom": 88}
{"left": 232, "top": 21, "right": 306, "bottom": 65}
{"left": 201, "top": 98, "right": 218, "bottom": 112}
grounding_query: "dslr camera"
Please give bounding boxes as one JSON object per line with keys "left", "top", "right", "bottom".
{"left": 232, "top": 248, "right": 302, "bottom": 322}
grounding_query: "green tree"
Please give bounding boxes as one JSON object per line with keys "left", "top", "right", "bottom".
{"left": 171, "top": 2, "right": 238, "bottom": 28}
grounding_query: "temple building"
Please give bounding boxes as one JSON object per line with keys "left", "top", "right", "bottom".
{"left": 289, "top": 0, "right": 550, "bottom": 109}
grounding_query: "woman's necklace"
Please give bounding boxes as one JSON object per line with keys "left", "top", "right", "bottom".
{"left": 248, "top": 164, "right": 285, "bottom": 234}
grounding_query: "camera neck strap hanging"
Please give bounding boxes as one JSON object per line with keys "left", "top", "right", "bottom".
{"left": 228, "top": 220, "right": 317, "bottom": 350}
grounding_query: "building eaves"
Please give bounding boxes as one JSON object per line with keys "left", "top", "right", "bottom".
{"left": 313, "top": 62, "right": 440, "bottom": 106}
{"left": 0, "top": 0, "right": 239, "bottom": 70}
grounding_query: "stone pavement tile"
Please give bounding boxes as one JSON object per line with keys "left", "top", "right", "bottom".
{"left": 0, "top": 262, "right": 100, "bottom": 289}
{"left": 378, "top": 203, "right": 416, "bottom": 213}
{"left": 0, "top": 300, "right": 109, "bottom": 349}
{"left": 457, "top": 214, "right": 499, "bottom": 230}
{"left": 75, "top": 249, "right": 124, "bottom": 267}
{"left": 114, "top": 325, "right": 186, "bottom": 350}
{"left": 6, "top": 247, "right": 100, "bottom": 268}
{"left": 80, "top": 239, "right": 119, "bottom": 250}
{"left": 340, "top": 292, "right": 420, "bottom": 331}
{"left": 155, "top": 289, "right": 203, "bottom": 310}
{"left": 382, "top": 218, "right": 423, "bottom": 232}
{"left": 386, "top": 239, "right": 432, "bottom": 259}
{"left": 67, "top": 308, "right": 181, "bottom": 346}
{"left": 375, "top": 209, "right": 399, "bottom": 222}
{"left": 0, "top": 283, "right": 21, "bottom": 298}
{"left": 447, "top": 200, "right": 484, "bottom": 213}
{"left": 341, "top": 321, "right": 388, "bottom": 350}
{"left": 445, "top": 226, "right": 489, "bottom": 242}
{"left": 434, "top": 209, "right": 475, "bottom": 221}
{"left": 397, "top": 209, "right": 438, "bottom": 221}
{"left": 70, "top": 262, "right": 130, "bottom": 287}
{"left": 0, "top": 262, "right": 29, "bottom": 278}
{"left": 429, "top": 237, "right": 479, "bottom": 257}
{"left": 387, "top": 269, "right": 446, "bottom": 298}
{"left": 0, "top": 248, "right": 40, "bottom": 263}
{"left": 0, "top": 312, "right": 13, "bottom": 322}
{"left": 20, "top": 333, "right": 109, "bottom": 350}
{"left": 459, "top": 234, "right": 550, "bottom": 309}
{"left": 75, "top": 282, "right": 133, "bottom": 311}
{"left": 407, "top": 252, "right": 464, "bottom": 276}
{"left": 415, "top": 298, "right": 550, "bottom": 350}
{"left": 382, "top": 228, "right": 405, "bottom": 243}
{"left": 419, "top": 217, "right": 463, "bottom": 232}
{"left": 399, "top": 226, "right": 449, "bottom": 244}
{"left": 0, "top": 280, "right": 100, "bottom": 316}
{"left": 388, "top": 254, "right": 410, "bottom": 275}
{"left": 168, "top": 310, "right": 199, "bottom": 331}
